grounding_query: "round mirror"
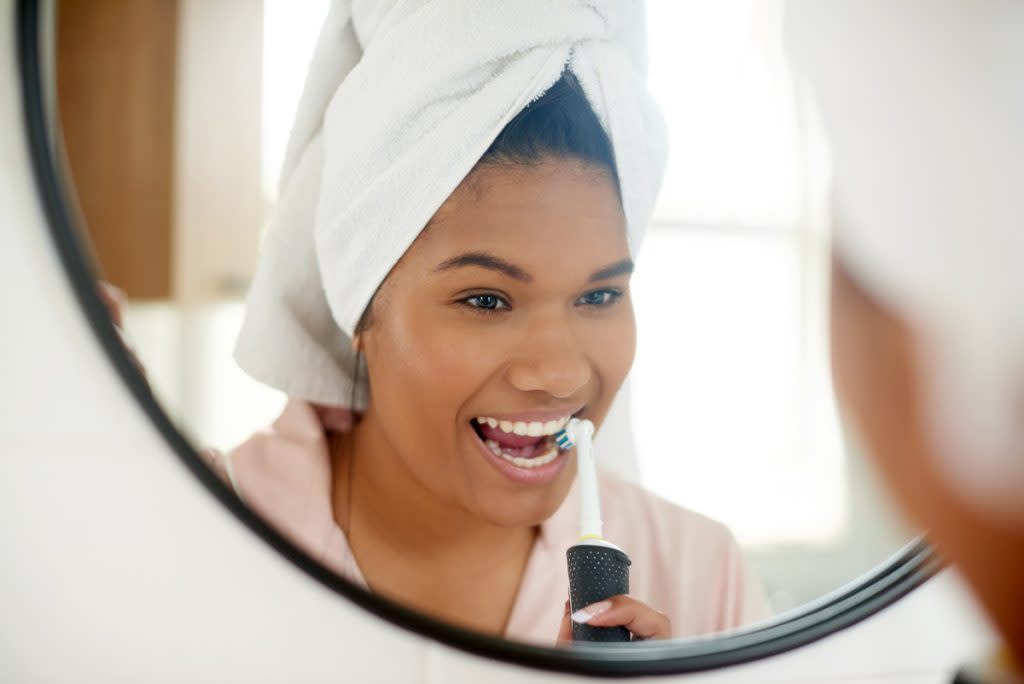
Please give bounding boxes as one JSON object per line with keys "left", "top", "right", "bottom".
{"left": 19, "top": 0, "right": 936, "bottom": 675}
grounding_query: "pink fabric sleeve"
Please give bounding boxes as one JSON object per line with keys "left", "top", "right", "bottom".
{"left": 220, "top": 401, "right": 340, "bottom": 567}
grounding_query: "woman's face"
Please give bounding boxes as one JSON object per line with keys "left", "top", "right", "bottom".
{"left": 359, "top": 157, "right": 634, "bottom": 528}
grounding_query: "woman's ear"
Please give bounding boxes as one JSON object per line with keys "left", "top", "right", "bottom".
{"left": 352, "top": 299, "right": 375, "bottom": 353}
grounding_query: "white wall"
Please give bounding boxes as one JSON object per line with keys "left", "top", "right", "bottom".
{"left": 0, "top": 2, "right": 1000, "bottom": 681}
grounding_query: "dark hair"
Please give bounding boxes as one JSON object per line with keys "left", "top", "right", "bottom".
{"left": 477, "top": 70, "right": 620, "bottom": 191}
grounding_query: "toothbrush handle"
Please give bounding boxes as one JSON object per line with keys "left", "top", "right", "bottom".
{"left": 566, "top": 543, "right": 632, "bottom": 642}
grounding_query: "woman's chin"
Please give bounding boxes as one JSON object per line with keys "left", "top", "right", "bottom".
{"left": 473, "top": 475, "right": 574, "bottom": 529}
{"left": 478, "top": 508, "right": 554, "bottom": 530}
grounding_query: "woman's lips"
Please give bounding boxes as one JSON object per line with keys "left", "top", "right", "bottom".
{"left": 468, "top": 424, "right": 569, "bottom": 485}
{"left": 465, "top": 408, "right": 581, "bottom": 483}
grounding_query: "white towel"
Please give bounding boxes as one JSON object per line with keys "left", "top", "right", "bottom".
{"left": 235, "top": 0, "right": 667, "bottom": 409}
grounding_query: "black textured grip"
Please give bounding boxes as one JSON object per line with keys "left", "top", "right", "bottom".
{"left": 566, "top": 543, "right": 632, "bottom": 642}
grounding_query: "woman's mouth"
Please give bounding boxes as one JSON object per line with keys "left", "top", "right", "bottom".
{"left": 472, "top": 415, "right": 571, "bottom": 468}
{"left": 469, "top": 412, "right": 578, "bottom": 483}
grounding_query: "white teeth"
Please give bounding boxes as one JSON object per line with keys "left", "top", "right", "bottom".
{"left": 476, "top": 414, "right": 576, "bottom": 436}
{"left": 515, "top": 446, "right": 559, "bottom": 468}
{"left": 508, "top": 447, "right": 558, "bottom": 468}
{"left": 484, "top": 439, "right": 559, "bottom": 469}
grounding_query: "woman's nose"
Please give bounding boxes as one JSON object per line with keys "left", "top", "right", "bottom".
{"left": 505, "top": 322, "right": 592, "bottom": 399}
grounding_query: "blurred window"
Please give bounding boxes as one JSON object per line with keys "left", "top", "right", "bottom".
{"left": 633, "top": 1, "right": 843, "bottom": 548}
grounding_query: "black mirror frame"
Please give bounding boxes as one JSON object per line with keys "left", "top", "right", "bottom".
{"left": 15, "top": 0, "right": 941, "bottom": 676}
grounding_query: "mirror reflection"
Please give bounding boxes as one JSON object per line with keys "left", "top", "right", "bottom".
{"left": 56, "top": 0, "right": 913, "bottom": 645}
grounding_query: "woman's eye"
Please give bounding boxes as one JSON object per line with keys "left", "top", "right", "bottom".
{"left": 463, "top": 293, "right": 509, "bottom": 311}
{"left": 576, "top": 288, "right": 622, "bottom": 307}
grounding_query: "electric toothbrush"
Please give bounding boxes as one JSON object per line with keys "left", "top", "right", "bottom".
{"left": 555, "top": 418, "right": 632, "bottom": 642}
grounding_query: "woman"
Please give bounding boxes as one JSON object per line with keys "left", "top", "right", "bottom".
{"left": 88, "top": 2, "right": 769, "bottom": 645}
{"left": 213, "top": 71, "right": 768, "bottom": 644}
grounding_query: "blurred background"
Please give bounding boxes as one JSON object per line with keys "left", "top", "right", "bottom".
{"left": 56, "top": 0, "right": 910, "bottom": 618}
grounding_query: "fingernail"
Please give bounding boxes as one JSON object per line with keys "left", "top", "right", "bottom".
{"left": 571, "top": 600, "right": 611, "bottom": 624}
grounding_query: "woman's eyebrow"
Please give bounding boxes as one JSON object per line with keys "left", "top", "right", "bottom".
{"left": 434, "top": 252, "right": 532, "bottom": 282}
{"left": 589, "top": 259, "right": 634, "bottom": 282}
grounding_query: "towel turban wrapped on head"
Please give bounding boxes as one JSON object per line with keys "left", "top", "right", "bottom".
{"left": 234, "top": 0, "right": 667, "bottom": 410}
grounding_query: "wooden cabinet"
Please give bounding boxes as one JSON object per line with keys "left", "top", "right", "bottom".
{"left": 56, "top": 0, "right": 179, "bottom": 299}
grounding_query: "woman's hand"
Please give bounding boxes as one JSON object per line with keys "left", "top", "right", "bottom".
{"left": 97, "top": 282, "right": 127, "bottom": 328}
{"left": 97, "top": 282, "right": 147, "bottom": 380}
{"left": 557, "top": 595, "right": 672, "bottom": 643}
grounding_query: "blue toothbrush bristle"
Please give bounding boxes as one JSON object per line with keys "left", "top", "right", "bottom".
{"left": 555, "top": 429, "right": 574, "bottom": 450}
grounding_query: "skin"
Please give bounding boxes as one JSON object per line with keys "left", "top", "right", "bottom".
{"left": 830, "top": 254, "right": 1024, "bottom": 662}
{"left": 328, "top": 157, "right": 670, "bottom": 639}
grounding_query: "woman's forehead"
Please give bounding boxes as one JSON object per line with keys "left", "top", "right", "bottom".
{"left": 414, "top": 159, "right": 628, "bottom": 262}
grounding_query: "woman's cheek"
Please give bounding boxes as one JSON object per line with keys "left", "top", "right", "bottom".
{"left": 590, "top": 304, "right": 636, "bottom": 424}
{"left": 386, "top": 307, "right": 504, "bottom": 395}
{"left": 596, "top": 300, "right": 637, "bottom": 383}
{"left": 424, "top": 322, "right": 507, "bottom": 386}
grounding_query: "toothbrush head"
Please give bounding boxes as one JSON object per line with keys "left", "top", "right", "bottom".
{"left": 554, "top": 418, "right": 593, "bottom": 451}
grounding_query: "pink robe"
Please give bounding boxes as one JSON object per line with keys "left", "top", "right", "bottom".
{"left": 224, "top": 401, "right": 770, "bottom": 645}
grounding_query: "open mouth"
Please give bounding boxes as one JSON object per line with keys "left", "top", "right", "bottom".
{"left": 470, "top": 414, "right": 576, "bottom": 469}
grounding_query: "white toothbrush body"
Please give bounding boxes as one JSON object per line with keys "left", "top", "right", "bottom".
{"left": 555, "top": 418, "right": 632, "bottom": 641}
